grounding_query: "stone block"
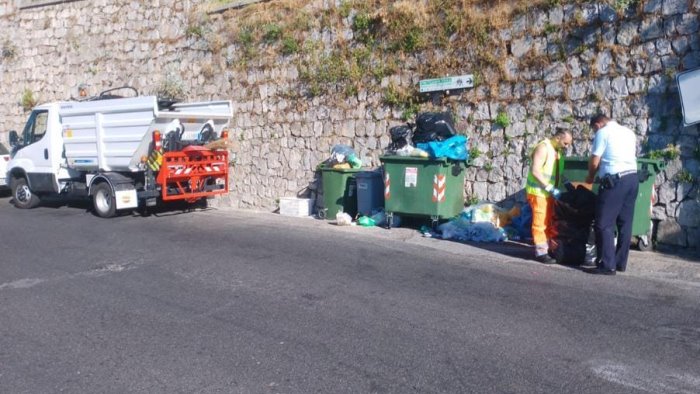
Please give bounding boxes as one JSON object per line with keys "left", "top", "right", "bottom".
{"left": 652, "top": 204, "right": 668, "bottom": 220}
{"left": 687, "top": 227, "right": 700, "bottom": 249}
{"left": 627, "top": 77, "right": 647, "bottom": 94}
{"left": 611, "top": 76, "right": 629, "bottom": 97}
{"left": 662, "top": 0, "right": 689, "bottom": 15}
{"left": 567, "top": 81, "right": 587, "bottom": 100}
{"left": 472, "top": 182, "right": 488, "bottom": 200}
{"left": 677, "top": 13, "right": 700, "bottom": 34}
{"left": 663, "top": 158, "right": 683, "bottom": 181}
{"left": 645, "top": 0, "right": 663, "bottom": 13}
{"left": 549, "top": 6, "right": 564, "bottom": 25}
{"left": 656, "top": 219, "right": 687, "bottom": 247}
{"left": 640, "top": 18, "right": 663, "bottom": 41}
{"left": 545, "top": 82, "right": 564, "bottom": 98}
{"left": 488, "top": 182, "right": 507, "bottom": 202}
{"left": 682, "top": 52, "right": 700, "bottom": 69}
{"left": 658, "top": 182, "right": 676, "bottom": 205}
{"left": 511, "top": 36, "right": 533, "bottom": 58}
{"left": 677, "top": 200, "right": 700, "bottom": 227}
{"left": 567, "top": 57, "right": 583, "bottom": 78}
{"left": 487, "top": 166, "right": 504, "bottom": 183}
{"left": 599, "top": 4, "right": 617, "bottom": 22}
{"left": 544, "top": 62, "right": 567, "bottom": 82}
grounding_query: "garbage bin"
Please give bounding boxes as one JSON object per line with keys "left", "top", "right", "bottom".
{"left": 380, "top": 156, "right": 466, "bottom": 228}
{"left": 561, "top": 156, "right": 665, "bottom": 251}
{"left": 356, "top": 170, "right": 384, "bottom": 216}
{"left": 319, "top": 167, "right": 362, "bottom": 219}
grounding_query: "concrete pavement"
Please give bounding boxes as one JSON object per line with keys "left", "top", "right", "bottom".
{"left": 231, "top": 207, "right": 700, "bottom": 290}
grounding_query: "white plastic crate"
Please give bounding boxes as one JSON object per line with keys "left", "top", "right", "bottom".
{"left": 279, "top": 197, "right": 313, "bottom": 217}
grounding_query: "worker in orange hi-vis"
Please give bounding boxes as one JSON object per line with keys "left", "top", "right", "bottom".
{"left": 525, "top": 128, "right": 573, "bottom": 264}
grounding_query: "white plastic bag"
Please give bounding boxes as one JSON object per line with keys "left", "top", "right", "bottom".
{"left": 336, "top": 211, "right": 353, "bottom": 226}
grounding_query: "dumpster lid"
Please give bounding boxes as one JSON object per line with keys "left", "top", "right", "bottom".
{"left": 677, "top": 68, "right": 700, "bottom": 126}
{"left": 379, "top": 155, "right": 459, "bottom": 164}
{"left": 319, "top": 165, "right": 364, "bottom": 173}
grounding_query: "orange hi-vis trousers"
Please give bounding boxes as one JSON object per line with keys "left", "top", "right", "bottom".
{"left": 527, "top": 194, "right": 557, "bottom": 257}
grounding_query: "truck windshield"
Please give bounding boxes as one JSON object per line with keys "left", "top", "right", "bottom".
{"left": 21, "top": 110, "right": 49, "bottom": 145}
{"left": 0, "top": 142, "right": 9, "bottom": 155}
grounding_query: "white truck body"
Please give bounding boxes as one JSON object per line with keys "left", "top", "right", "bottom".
{"left": 6, "top": 95, "right": 232, "bottom": 216}
{"left": 677, "top": 68, "right": 700, "bottom": 126}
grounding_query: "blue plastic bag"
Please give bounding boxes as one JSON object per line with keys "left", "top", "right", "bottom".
{"left": 416, "top": 135, "right": 469, "bottom": 161}
{"left": 510, "top": 203, "right": 533, "bottom": 241}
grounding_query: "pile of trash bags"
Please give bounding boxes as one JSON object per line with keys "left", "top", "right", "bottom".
{"left": 336, "top": 209, "right": 401, "bottom": 228}
{"left": 386, "top": 112, "right": 469, "bottom": 161}
{"left": 325, "top": 144, "right": 362, "bottom": 169}
{"left": 438, "top": 203, "right": 522, "bottom": 242}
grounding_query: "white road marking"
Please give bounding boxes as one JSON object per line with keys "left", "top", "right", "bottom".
{"left": 591, "top": 360, "right": 700, "bottom": 393}
{"left": 0, "top": 261, "right": 141, "bottom": 292}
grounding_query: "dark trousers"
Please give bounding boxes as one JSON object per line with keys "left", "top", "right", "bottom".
{"left": 594, "top": 173, "right": 639, "bottom": 271}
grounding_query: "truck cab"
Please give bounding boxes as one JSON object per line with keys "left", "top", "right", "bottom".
{"left": 8, "top": 104, "right": 69, "bottom": 199}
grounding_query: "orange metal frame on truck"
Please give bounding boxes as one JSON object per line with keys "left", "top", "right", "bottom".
{"left": 156, "top": 146, "right": 229, "bottom": 202}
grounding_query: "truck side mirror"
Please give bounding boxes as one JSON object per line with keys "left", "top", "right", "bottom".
{"left": 9, "top": 130, "right": 19, "bottom": 147}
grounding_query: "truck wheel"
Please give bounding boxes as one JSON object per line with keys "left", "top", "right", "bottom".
{"left": 11, "top": 177, "right": 41, "bottom": 209}
{"left": 92, "top": 183, "right": 117, "bottom": 218}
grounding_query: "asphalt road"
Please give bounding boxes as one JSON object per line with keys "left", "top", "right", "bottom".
{"left": 1, "top": 197, "right": 699, "bottom": 393}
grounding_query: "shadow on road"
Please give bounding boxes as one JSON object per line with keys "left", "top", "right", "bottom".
{"left": 1, "top": 194, "right": 214, "bottom": 218}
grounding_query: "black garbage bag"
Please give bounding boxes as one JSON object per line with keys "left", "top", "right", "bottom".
{"left": 388, "top": 125, "right": 413, "bottom": 152}
{"left": 412, "top": 112, "right": 456, "bottom": 144}
{"left": 551, "top": 186, "right": 597, "bottom": 266}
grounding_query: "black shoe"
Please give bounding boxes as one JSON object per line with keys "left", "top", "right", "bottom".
{"left": 586, "top": 267, "right": 616, "bottom": 275}
{"left": 581, "top": 260, "right": 597, "bottom": 267}
{"left": 535, "top": 254, "right": 557, "bottom": 264}
{"left": 616, "top": 267, "right": 626, "bottom": 273}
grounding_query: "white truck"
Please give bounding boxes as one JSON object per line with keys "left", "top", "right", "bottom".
{"left": 5, "top": 88, "right": 232, "bottom": 217}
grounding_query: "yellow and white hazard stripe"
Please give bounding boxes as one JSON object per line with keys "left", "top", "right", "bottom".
{"left": 147, "top": 149, "right": 163, "bottom": 171}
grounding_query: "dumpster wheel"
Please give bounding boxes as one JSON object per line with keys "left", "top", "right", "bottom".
{"left": 317, "top": 208, "right": 327, "bottom": 220}
{"left": 430, "top": 216, "right": 439, "bottom": 231}
{"left": 637, "top": 233, "right": 653, "bottom": 252}
{"left": 385, "top": 212, "right": 393, "bottom": 229}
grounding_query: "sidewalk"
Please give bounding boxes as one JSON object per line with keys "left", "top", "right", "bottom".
{"left": 212, "top": 207, "right": 700, "bottom": 288}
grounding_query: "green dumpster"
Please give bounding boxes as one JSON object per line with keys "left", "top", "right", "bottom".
{"left": 380, "top": 156, "right": 466, "bottom": 228}
{"left": 319, "top": 167, "right": 362, "bottom": 220}
{"left": 561, "top": 156, "right": 665, "bottom": 251}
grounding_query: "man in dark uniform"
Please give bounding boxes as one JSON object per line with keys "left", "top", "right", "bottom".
{"left": 585, "top": 114, "right": 638, "bottom": 275}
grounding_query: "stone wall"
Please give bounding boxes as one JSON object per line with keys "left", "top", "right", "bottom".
{"left": 0, "top": 0, "right": 698, "bottom": 252}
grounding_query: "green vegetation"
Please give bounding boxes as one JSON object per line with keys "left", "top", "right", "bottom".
{"left": 187, "top": 0, "right": 648, "bottom": 109}
{"left": 263, "top": 23, "right": 282, "bottom": 43}
{"left": 543, "top": 22, "right": 558, "bottom": 35}
{"left": 612, "top": 0, "right": 639, "bottom": 12}
{"left": 154, "top": 71, "right": 185, "bottom": 100}
{"left": 382, "top": 83, "right": 420, "bottom": 121}
{"left": 466, "top": 195, "right": 480, "bottom": 206}
{"left": 281, "top": 36, "right": 299, "bottom": 55}
{"left": 21, "top": 89, "right": 37, "bottom": 111}
{"left": 1, "top": 39, "right": 16, "bottom": 60}
{"left": 645, "top": 144, "right": 681, "bottom": 161}
{"left": 676, "top": 170, "right": 694, "bottom": 184}
{"left": 494, "top": 111, "right": 510, "bottom": 128}
{"left": 469, "top": 147, "right": 482, "bottom": 160}
{"left": 186, "top": 25, "right": 204, "bottom": 38}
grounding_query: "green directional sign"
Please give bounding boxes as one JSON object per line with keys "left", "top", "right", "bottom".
{"left": 419, "top": 74, "right": 474, "bottom": 93}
